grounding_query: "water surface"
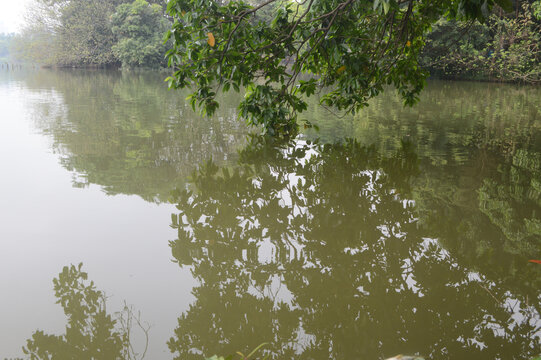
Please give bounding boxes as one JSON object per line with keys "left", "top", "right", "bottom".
{"left": 0, "top": 69, "right": 540, "bottom": 359}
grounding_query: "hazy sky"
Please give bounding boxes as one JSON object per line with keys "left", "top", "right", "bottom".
{"left": 0, "top": 0, "right": 32, "bottom": 33}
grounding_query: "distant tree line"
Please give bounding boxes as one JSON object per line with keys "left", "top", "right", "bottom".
{"left": 7, "top": 0, "right": 541, "bottom": 84}
{"left": 10, "top": 0, "right": 170, "bottom": 68}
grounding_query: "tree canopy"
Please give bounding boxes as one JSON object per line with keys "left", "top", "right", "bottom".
{"left": 112, "top": 0, "right": 171, "bottom": 67}
{"left": 165, "top": 0, "right": 513, "bottom": 135}
{"left": 421, "top": 1, "right": 541, "bottom": 83}
{"left": 12, "top": 0, "right": 169, "bottom": 67}
{"left": 23, "top": 264, "right": 129, "bottom": 359}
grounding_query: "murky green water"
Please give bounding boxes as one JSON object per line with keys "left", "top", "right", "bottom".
{"left": 1, "top": 69, "right": 540, "bottom": 359}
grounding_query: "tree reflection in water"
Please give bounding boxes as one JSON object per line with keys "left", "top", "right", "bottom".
{"left": 168, "top": 136, "right": 541, "bottom": 360}
{"left": 22, "top": 264, "right": 147, "bottom": 360}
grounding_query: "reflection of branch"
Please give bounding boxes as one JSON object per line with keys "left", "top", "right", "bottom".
{"left": 478, "top": 283, "right": 502, "bottom": 306}
{"left": 273, "top": 277, "right": 283, "bottom": 303}
{"left": 117, "top": 302, "right": 151, "bottom": 360}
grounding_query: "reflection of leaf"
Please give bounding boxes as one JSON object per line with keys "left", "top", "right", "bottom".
{"left": 206, "top": 356, "right": 232, "bottom": 360}
{"left": 169, "top": 134, "right": 541, "bottom": 360}
{"left": 207, "top": 32, "right": 216, "bottom": 47}
{"left": 244, "top": 342, "right": 268, "bottom": 359}
{"left": 529, "top": 260, "right": 541, "bottom": 264}
{"left": 23, "top": 264, "right": 130, "bottom": 358}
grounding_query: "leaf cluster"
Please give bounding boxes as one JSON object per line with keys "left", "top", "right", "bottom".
{"left": 22, "top": 264, "right": 128, "bottom": 359}
{"left": 421, "top": 1, "right": 541, "bottom": 83}
{"left": 165, "top": 0, "right": 511, "bottom": 135}
{"left": 12, "top": 0, "right": 171, "bottom": 68}
{"left": 112, "top": 0, "right": 171, "bottom": 67}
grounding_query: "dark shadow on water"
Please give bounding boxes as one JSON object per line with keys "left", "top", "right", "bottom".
{"left": 22, "top": 264, "right": 148, "bottom": 360}
{"left": 168, "top": 135, "right": 541, "bottom": 360}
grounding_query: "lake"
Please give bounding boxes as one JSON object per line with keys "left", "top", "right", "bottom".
{"left": 0, "top": 69, "right": 540, "bottom": 359}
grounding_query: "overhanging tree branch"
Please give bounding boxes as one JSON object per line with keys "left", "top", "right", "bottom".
{"left": 165, "top": 0, "right": 513, "bottom": 136}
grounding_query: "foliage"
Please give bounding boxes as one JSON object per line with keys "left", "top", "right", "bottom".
{"left": 10, "top": 28, "right": 56, "bottom": 64}
{"left": 164, "top": 0, "right": 511, "bottom": 135}
{"left": 421, "top": 1, "right": 541, "bottom": 83}
{"left": 21, "top": 264, "right": 149, "bottom": 360}
{"left": 9, "top": 0, "right": 58, "bottom": 64}
{"left": 111, "top": 0, "right": 171, "bottom": 68}
{"left": 22, "top": 264, "right": 129, "bottom": 359}
{"left": 535, "top": 0, "right": 541, "bottom": 18}
{"left": 12, "top": 0, "right": 169, "bottom": 67}
{"left": 56, "top": 0, "right": 124, "bottom": 66}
